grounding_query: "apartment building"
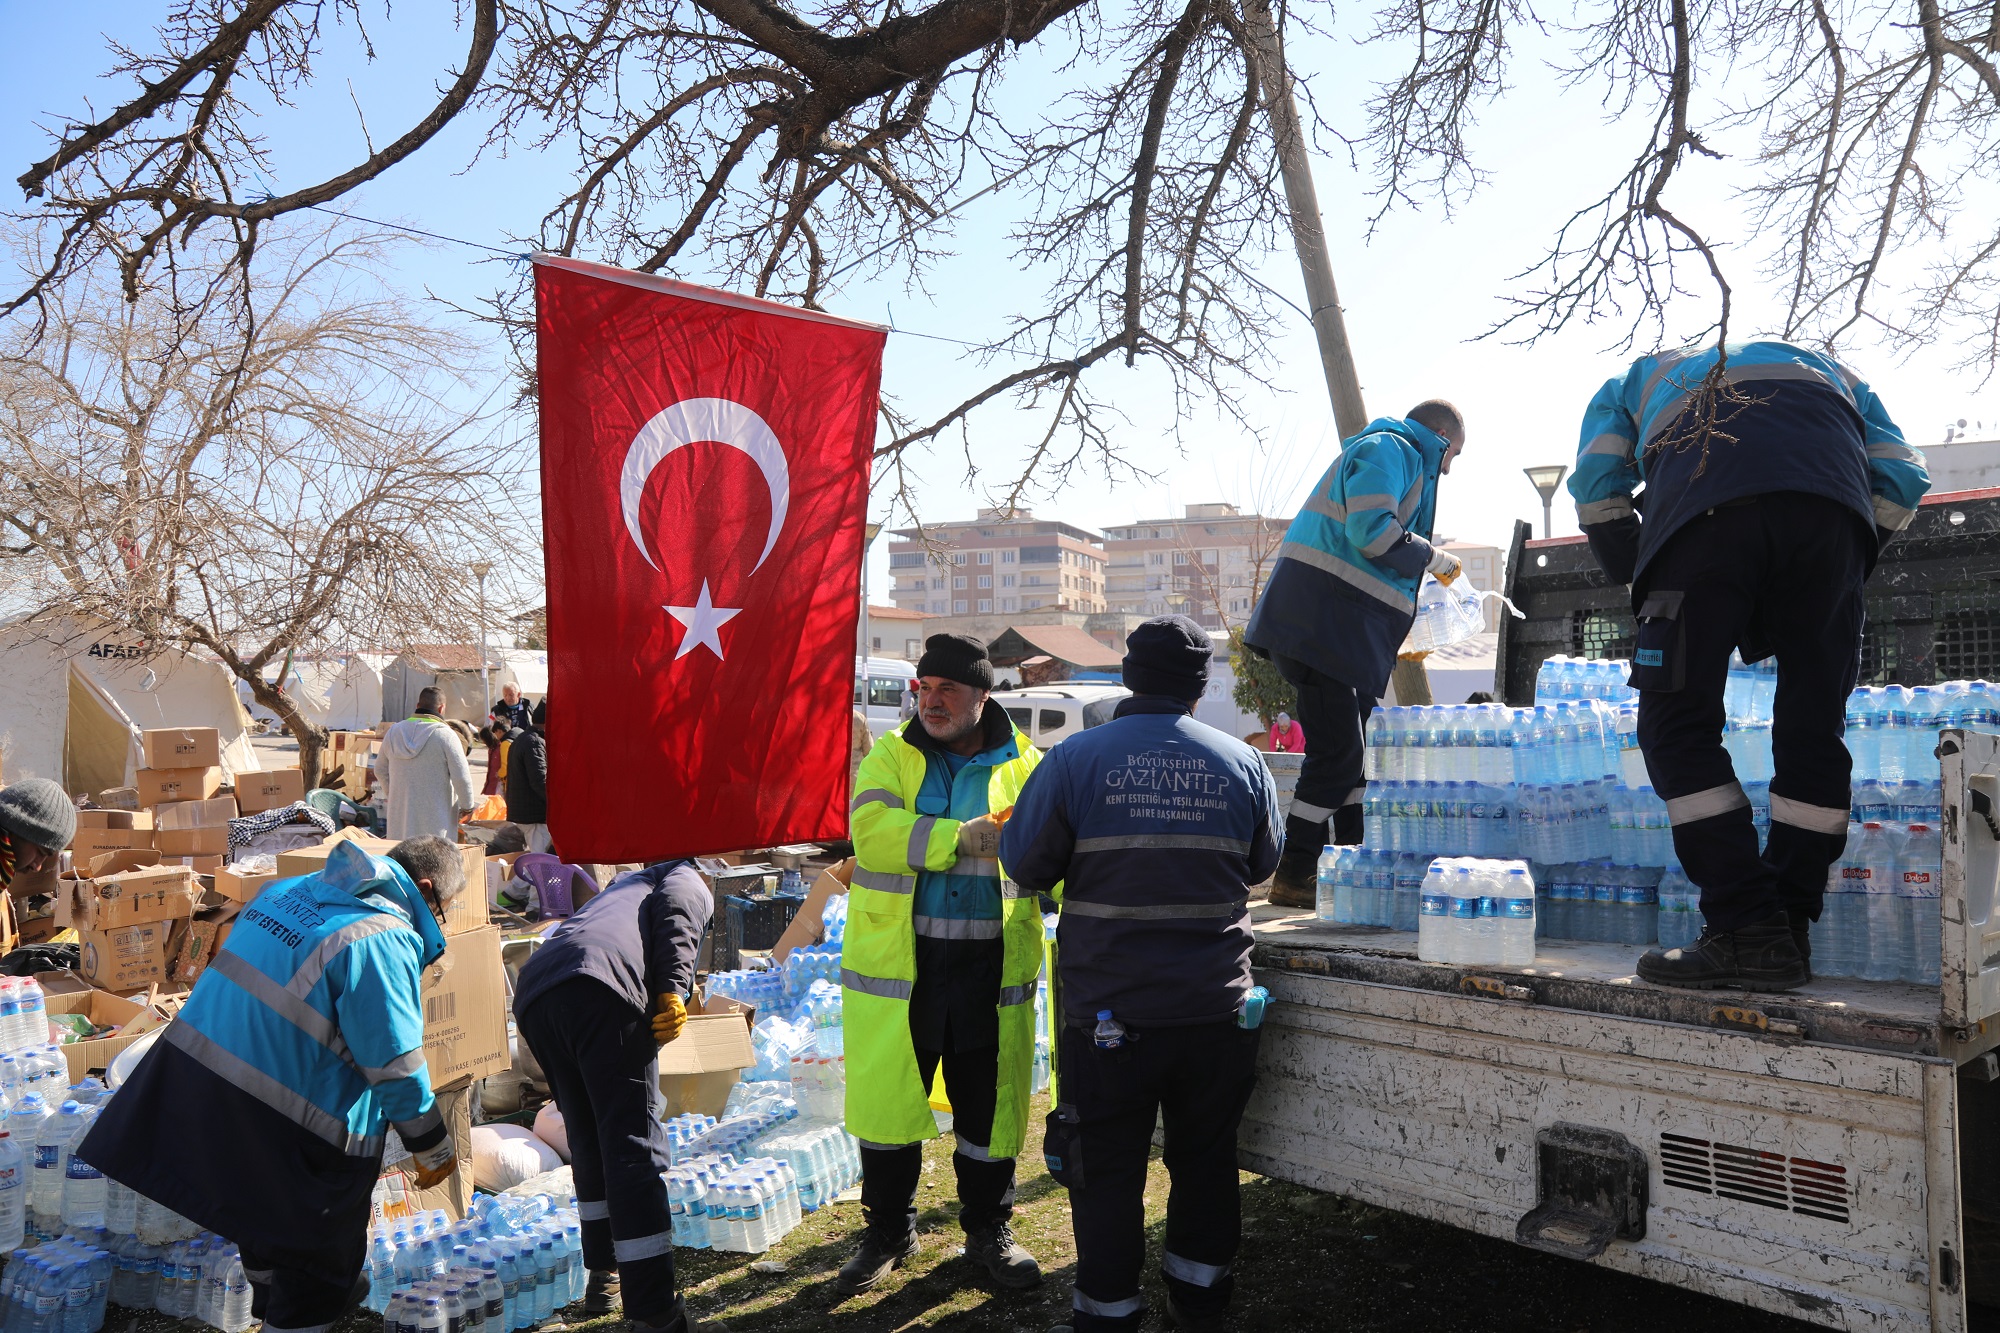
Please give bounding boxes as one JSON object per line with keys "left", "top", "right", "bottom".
{"left": 1100, "top": 503, "right": 1291, "bottom": 631}
{"left": 886, "top": 509, "right": 1108, "bottom": 619}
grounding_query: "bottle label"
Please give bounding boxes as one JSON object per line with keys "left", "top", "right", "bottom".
{"left": 1501, "top": 898, "right": 1535, "bottom": 920}
{"left": 33, "top": 1146, "right": 55, "bottom": 1169}
{"left": 1447, "top": 897, "right": 1479, "bottom": 920}
{"left": 1420, "top": 894, "right": 1449, "bottom": 918}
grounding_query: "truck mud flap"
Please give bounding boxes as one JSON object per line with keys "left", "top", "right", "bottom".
{"left": 1515, "top": 1123, "right": 1648, "bottom": 1261}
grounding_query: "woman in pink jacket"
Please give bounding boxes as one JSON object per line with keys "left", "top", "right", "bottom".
{"left": 1268, "top": 711, "right": 1306, "bottom": 753}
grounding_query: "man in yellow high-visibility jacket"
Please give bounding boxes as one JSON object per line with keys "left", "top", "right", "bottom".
{"left": 835, "top": 633, "right": 1046, "bottom": 1297}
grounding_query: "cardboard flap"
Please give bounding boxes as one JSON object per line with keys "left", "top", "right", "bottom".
{"left": 85, "top": 849, "right": 162, "bottom": 878}
{"left": 657, "top": 1012, "right": 754, "bottom": 1076}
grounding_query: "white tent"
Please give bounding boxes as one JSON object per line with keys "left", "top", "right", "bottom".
{"left": 497, "top": 650, "right": 548, "bottom": 702}
{"left": 237, "top": 655, "right": 384, "bottom": 732}
{"left": 0, "top": 615, "right": 259, "bottom": 795}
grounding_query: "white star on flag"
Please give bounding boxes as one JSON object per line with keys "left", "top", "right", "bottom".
{"left": 665, "top": 580, "right": 741, "bottom": 659}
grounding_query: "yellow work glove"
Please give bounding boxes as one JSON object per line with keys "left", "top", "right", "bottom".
{"left": 956, "top": 813, "right": 1003, "bottom": 858}
{"left": 1427, "top": 549, "right": 1464, "bottom": 586}
{"left": 652, "top": 993, "right": 688, "bottom": 1045}
{"left": 1398, "top": 650, "right": 1430, "bottom": 662}
{"left": 409, "top": 1138, "right": 456, "bottom": 1191}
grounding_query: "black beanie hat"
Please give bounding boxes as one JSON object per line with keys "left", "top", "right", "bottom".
{"left": 916, "top": 633, "right": 994, "bottom": 690}
{"left": 1123, "top": 615, "right": 1212, "bottom": 699}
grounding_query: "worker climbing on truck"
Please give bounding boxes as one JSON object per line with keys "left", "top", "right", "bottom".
{"left": 1569, "top": 339, "right": 1931, "bottom": 990}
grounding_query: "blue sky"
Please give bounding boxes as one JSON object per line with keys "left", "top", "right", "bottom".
{"left": 5, "top": 2, "right": 1993, "bottom": 609}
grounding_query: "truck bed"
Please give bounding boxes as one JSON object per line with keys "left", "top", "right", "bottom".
{"left": 1250, "top": 903, "right": 1944, "bottom": 1057}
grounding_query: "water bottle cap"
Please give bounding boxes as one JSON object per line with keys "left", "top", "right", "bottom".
{"left": 1097, "top": 1010, "right": 1113, "bottom": 1020}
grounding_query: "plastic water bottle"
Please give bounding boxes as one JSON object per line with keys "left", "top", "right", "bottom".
{"left": 1443, "top": 865, "right": 1479, "bottom": 963}
{"left": 0, "top": 1132, "right": 23, "bottom": 1253}
{"left": 1416, "top": 863, "right": 1450, "bottom": 963}
{"left": 1392, "top": 854, "right": 1426, "bottom": 933}
{"left": 1617, "top": 867, "right": 1659, "bottom": 946}
{"left": 1495, "top": 866, "right": 1535, "bottom": 964}
{"left": 1316, "top": 847, "right": 1340, "bottom": 922}
{"left": 1901, "top": 822, "right": 1942, "bottom": 985}
{"left": 1093, "top": 1011, "right": 1125, "bottom": 1050}
{"left": 56, "top": 1107, "right": 102, "bottom": 1232}
{"left": 1853, "top": 822, "right": 1903, "bottom": 982}
{"left": 220, "top": 1253, "right": 254, "bottom": 1333}
{"left": 14, "top": 986, "right": 43, "bottom": 1058}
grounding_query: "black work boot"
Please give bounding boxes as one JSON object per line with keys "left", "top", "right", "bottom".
{"left": 1785, "top": 908, "right": 1813, "bottom": 982}
{"left": 1269, "top": 814, "right": 1328, "bottom": 909}
{"left": 833, "top": 1229, "right": 920, "bottom": 1296}
{"left": 584, "top": 1270, "right": 621, "bottom": 1316}
{"left": 1636, "top": 911, "right": 1809, "bottom": 991}
{"left": 1166, "top": 1291, "right": 1229, "bottom": 1332}
{"left": 964, "top": 1222, "right": 1042, "bottom": 1289}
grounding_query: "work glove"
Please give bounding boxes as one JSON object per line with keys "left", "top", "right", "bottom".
{"left": 652, "top": 992, "right": 687, "bottom": 1045}
{"left": 1397, "top": 650, "right": 1430, "bottom": 663}
{"left": 956, "top": 813, "right": 1003, "bottom": 859}
{"left": 1426, "top": 549, "right": 1463, "bottom": 586}
{"left": 409, "top": 1138, "right": 456, "bottom": 1191}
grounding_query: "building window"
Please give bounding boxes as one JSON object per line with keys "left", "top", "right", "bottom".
{"left": 1150, "top": 553, "right": 1165, "bottom": 566}
{"left": 954, "top": 599, "right": 968, "bottom": 613}
{"left": 931, "top": 600, "right": 947, "bottom": 613}
{"left": 1001, "top": 574, "right": 1015, "bottom": 588}
{"left": 953, "top": 576, "right": 967, "bottom": 590}
{"left": 889, "top": 552, "right": 924, "bottom": 568}
{"left": 905, "top": 638, "right": 921, "bottom": 658}
{"left": 978, "top": 599, "right": 992, "bottom": 613}
{"left": 1025, "top": 598, "right": 1042, "bottom": 609}
{"left": 1174, "top": 551, "right": 1189, "bottom": 566}
{"left": 931, "top": 577, "right": 944, "bottom": 590}
{"left": 977, "top": 551, "right": 993, "bottom": 565}
{"left": 1001, "top": 598, "right": 1017, "bottom": 612}
{"left": 871, "top": 635, "right": 882, "bottom": 651}
{"left": 977, "top": 574, "right": 992, "bottom": 589}
{"left": 1001, "top": 550, "right": 1016, "bottom": 564}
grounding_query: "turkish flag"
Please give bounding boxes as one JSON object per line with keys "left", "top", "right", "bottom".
{"left": 534, "top": 256, "right": 885, "bottom": 861}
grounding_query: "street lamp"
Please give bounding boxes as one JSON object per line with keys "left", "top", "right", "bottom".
{"left": 859, "top": 523, "right": 883, "bottom": 660}
{"left": 470, "top": 560, "right": 493, "bottom": 715}
{"left": 1523, "top": 465, "right": 1568, "bottom": 540}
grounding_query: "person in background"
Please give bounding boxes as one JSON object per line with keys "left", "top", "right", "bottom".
{"left": 479, "top": 716, "right": 512, "bottom": 797}
{"left": 513, "top": 860, "right": 715, "bottom": 1333}
{"left": 494, "top": 682, "right": 534, "bottom": 731}
{"left": 0, "top": 780, "right": 76, "bottom": 891}
{"left": 82, "top": 837, "right": 467, "bottom": 1333}
{"left": 376, "top": 686, "right": 476, "bottom": 840}
{"left": 1569, "top": 338, "right": 1930, "bottom": 988}
{"left": 1002, "top": 618, "right": 1282, "bottom": 1333}
{"left": 508, "top": 699, "right": 552, "bottom": 853}
{"left": 838, "top": 634, "right": 1045, "bottom": 1296}
{"left": 1266, "top": 711, "right": 1305, "bottom": 754}
{"left": 1242, "top": 401, "right": 1468, "bottom": 906}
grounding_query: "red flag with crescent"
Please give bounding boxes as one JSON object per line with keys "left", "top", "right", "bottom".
{"left": 534, "top": 256, "right": 885, "bottom": 861}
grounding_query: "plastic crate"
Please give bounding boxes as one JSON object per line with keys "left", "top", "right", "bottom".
{"left": 718, "top": 894, "right": 803, "bottom": 970}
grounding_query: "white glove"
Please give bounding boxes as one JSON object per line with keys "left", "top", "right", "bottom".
{"left": 1427, "top": 549, "right": 1463, "bottom": 586}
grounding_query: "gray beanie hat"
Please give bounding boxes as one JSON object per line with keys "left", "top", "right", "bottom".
{"left": 0, "top": 779, "right": 77, "bottom": 852}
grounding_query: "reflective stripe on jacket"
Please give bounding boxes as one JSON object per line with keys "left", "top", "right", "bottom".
{"left": 846, "top": 710, "right": 1043, "bottom": 1155}
{"left": 999, "top": 697, "right": 1282, "bottom": 1026}
{"left": 1242, "top": 416, "right": 1448, "bottom": 697}
{"left": 1567, "top": 339, "right": 1930, "bottom": 582}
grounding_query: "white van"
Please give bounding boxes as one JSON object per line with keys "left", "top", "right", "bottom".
{"left": 992, "top": 683, "right": 1131, "bottom": 749}
{"left": 855, "top": 656, "right": 917, "bottom": 738}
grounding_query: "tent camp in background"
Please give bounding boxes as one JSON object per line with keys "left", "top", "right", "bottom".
{"left": 497, "top": 649, "right": 547, "bottom": 705}
{"left": 380, "top": 644, "right": 504, "bottom": 724}
{"left": 235, "top": 654, "right": 385, "bottom": 732}
{"left": 0, "top": 615, "right": 259, "bottom": 794}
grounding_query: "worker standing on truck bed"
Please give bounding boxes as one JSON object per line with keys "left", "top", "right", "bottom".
{"left": 1000, "top": 617, "right": 1283, "bottom": 1333}
{"left": 1242, "top": 402, "right": 1467, "bottom": 906}
{"left": 838, "top": 633, "right": 1047, "bottom": 1296}
{"left": 1569, "top": 339, "right": 1931, "bottom": 990}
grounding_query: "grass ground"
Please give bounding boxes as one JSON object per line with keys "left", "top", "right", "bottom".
{"left": 116, "top": 1089, "right": 1843, "bottom": 1333}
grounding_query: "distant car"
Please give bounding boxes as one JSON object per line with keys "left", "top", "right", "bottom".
{"left": 855, "top": 655, "right": 918, "bottom": 739}
{"left": 992, "top": 683, "right": 1132, "bottom": 749}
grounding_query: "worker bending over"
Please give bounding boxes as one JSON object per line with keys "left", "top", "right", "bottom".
{"left": 1001, "top": 617, "right": 1283, "bottom": 1332}
{"left": 83, "top": 838, "right": 467, "bottom": 1333}
{"left": 839, "top": 633, "right": 1045, "bottom": 1295}
{"left": 1569, "top": 338, "right": 1930, "bottom": 989}
{"left": 512, "top": 860, "right": 714, "bottom": 1333}
{"left": 1244, "top": 402, "right": 1467, "bottom": 905}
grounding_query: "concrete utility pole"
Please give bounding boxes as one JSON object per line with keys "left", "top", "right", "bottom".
{"left": 1242, "top": 0, "right": 1431, "bottom": 704}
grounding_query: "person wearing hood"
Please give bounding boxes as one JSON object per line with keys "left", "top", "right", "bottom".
{"left": 378, "top": 686, "right": 477, "bottom": 841}
{"left": 1242, "top": 401, "right": 1467, "bottom": 906}
{"left": 81, "top": 836, "right": 467, "bottom": 1333}
{"left": 836, "top": 633, "right": 1046, "bottom": 1297}
{"left": 1000, "top": 618, "right": 1282, "bottom": 1333}
{"left": 513, "top": 860, "right": 714, "bottom": 1333}
{"left": 0, "top": 779, "right": 76, "bottom": 892}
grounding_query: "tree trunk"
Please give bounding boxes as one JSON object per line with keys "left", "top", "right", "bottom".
{"left": 239, "top": 671, "right": 331, "bottom": 789}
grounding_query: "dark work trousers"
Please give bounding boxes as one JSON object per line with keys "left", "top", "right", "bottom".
{"left": 1273, "top": 654, "right": 1373, "bottom": 844}
{"left": 1060, "top": 1020, "right": 1263, "bottom": 1332}
{"left": 240, "top": 1249, "right": 358, "bottom": 1333}
{"left": 1633, "top": 492, "right": 1868, "bottom": 933}
{"left": 516, "top": 978, "right": 686, "bottom": 1332}
{"left": 859, "top": 1020, "right": 1015, "bottom": 1243}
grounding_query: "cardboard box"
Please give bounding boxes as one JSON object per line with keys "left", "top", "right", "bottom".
{"left": 420, "top": 925, "right": 509, "bottom": 1091}
{"left": 154, "top": 825, "right": 231, "bottom": 857}
{"left": 657, "top": 1008, "right": 755, "bottom": 1118}
{"left": 141, "top": 728, "right": 222, "bottom": 770}
{"left": 69, "top": 827, "right": 154, "bottom": 864}
{"left": 46, "top": 989, "right": 161, "bottom": 1082}
{"left": 378, "top": 1084, "right": 473, "bottom": 1222}
{"left": 136, "top": 767, "right": 222, "bottom": 807}
{"left": 155, "top": 797, "right": 235, "bottom": 830}
{"left": 82, "top": 864, "right": 200, "bottom": 930}
{"left": 212, "top": 866, "right": 278, "bottom": 903}
{"left": 234, "top": 767, "right": 305, "bottom": 814}
{"left": 73, "top": 810, "right": 153, "bottom": 833}
{"left": 155, "top": 854, "right": 224, "bottom": 874}
{"left": 275, "top": 829, "right": 398, "bottom": 878}
{"left": 444, "top": 844, "right": 487, "bottom": 936}
{"left": 78, "top": 920, "right": 175, "bottom": 991}
{"left": 772, "top": 859, "right": 853, "bottom": 963}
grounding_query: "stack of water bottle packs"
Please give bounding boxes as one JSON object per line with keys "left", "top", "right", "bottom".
{"left": 1321, "top": 653, "right": 1984, "bottom": 974}
{"left": 366, "top": 1193, "right": 583, "bottom": 1333}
